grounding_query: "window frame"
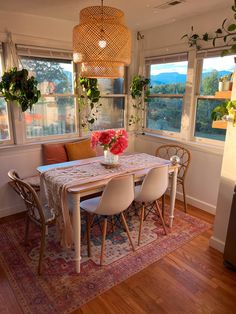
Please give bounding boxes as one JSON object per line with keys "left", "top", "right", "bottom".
{"left": 0, "top": 45, "right": 14, "bottom": 146}
{"left": 143, "top": 49, "right": 235, "bottom": 146}
{"left": 191, "top": 50, "right": 235, "bottom": 145}
{"left": 17, "top": 51, "right": 78, "bottom": 143}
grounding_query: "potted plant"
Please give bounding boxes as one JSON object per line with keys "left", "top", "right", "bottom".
{"left": 0, "top": 67, "right": 41, "bottom": 112}
{"left": 211, "top": 99, "right": 236, "bottom": 128}
{"left": 218, "top": 73, "right": 233, "bottom": 92}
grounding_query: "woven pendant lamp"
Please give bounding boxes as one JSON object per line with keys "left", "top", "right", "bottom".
{"left": 73, "top": 1, "right": 131, "bottom": 78}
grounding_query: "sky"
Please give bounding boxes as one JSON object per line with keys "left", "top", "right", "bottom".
{"left": 150, "top": 55, "right": 236, "bottom": 75}
{"left": 151, "top": 61, "right": 188, "bottom": 75}
{"left": 202, "top": 55, "right": 236, "bottom": 73}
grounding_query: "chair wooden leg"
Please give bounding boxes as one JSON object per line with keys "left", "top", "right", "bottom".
{"left": 161, "top": 194, "right": 165, "bottom": 217}
{"left": 111, "top": 216, "right": 115, "bottom": 233}
{"left": 24, "top": 215, "right": 30, "bottom": 245}
{"left": 138, "top": 205, "right": 145, "bottom": 246}
{"left": 100, "top": 218, "right": 107, "bottom": 266}
{"left": 38, "top": 225, "right": 46, "bottom": 275}
{"left": 86, "top": 212, "right": 92, "bottom": 257}
{"left": 182, "top": 183, "right": 187, "bottom": 213}
{"left": 155, "top": 201, "right": 168, "bottom": 235}
{"left": 120, "top": 212, "right": 135, "bottom": 251}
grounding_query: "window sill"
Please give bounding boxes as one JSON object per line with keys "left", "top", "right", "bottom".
{"left": 137, "top": 132, "right": 224, "bottom": 156}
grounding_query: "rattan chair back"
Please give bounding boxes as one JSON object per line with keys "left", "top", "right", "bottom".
{"left": 155, "top": 144, "right": 191, "bottom": 181}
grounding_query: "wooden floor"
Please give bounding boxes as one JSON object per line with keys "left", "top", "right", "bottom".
{"left": 1, "top": 201, "right": 236, "bottom": 314}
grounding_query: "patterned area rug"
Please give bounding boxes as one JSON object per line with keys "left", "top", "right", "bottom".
{"left": 0, "top": 207, "right": 211, "bottom": 314}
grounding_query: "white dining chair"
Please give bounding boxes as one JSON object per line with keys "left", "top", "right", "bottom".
{"left": 80, "top": 174, "right": 135, "bottom": 265}
{"left": 134, "top": 165, "right": 169, "bottom": 246}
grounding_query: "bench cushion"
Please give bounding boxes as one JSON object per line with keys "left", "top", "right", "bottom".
{"left": 65, "top": 139, "right": 96, "bottom": 161}
{"left": 42, "top": 143, "right": 68, "bottom": 165}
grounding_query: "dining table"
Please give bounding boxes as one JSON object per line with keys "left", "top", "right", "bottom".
{"left": 37, "top": 152, "right": 178, "bottom": 273}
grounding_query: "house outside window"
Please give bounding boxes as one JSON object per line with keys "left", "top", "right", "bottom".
{"left": 19, "top": 54, "right": 76, "bottom": 140}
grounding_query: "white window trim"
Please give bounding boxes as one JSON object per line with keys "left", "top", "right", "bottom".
{"left": 0, "top": 46, "right": 14, "bottom": 146}
{"left": 143, "top": 49, "right": 232, "bottom": 148}
{"left": 189, "top": 51, "right": 233, "bottom": 146}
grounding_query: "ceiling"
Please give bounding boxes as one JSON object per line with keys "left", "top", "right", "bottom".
{"left": 0, "top": 0, "right": 232, "bottom": 30}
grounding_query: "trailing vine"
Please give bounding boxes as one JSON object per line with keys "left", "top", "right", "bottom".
{"left": 78, "top": 77, "right": 102, "bottom": 129}
{"left": 129, "top": 75, "right": 151, "bottom": 132}
{"left": 0, "top": 67, "right": 41, "bottom": 112}
{"left": 182, "top": 0, "right": 236, "bottom": 56}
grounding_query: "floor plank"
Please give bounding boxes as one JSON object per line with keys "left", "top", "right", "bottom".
{"left": 1, "top": 201, "right": 236, "bottom": 314}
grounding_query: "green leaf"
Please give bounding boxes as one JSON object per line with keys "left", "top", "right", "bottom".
{"left": 202, "top": 33, "right": 209, "bottom": 41}
{"left": 228, "top": 24, "right": 236, "bottom": 31}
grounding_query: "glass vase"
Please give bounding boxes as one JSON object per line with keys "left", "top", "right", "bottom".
{"left": 104, "top": 149, "right": 119, "bottom": 164}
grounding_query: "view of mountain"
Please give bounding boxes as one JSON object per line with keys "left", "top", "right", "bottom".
{"left": 151, "top": 70, "right": 232, "bottom": 85}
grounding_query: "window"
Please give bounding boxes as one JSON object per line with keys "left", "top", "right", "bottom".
{"left": 18, "top": 48, "right": 76, "bottom": 139}
{"left": 194, "top": 53, "right": 236, "bottom": 141}
{"left": 0, "top": 47, "right": 12, "bottom": 143}
{"left": 92, "top": 77, "right": 126, "bottom": 130}
{"left": 93, "top": 97, "right": 125, "bottom": 130}
{"left": 146, "top": 54, "right": 188, "bottom": 133}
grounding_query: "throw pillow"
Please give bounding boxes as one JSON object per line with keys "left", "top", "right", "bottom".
{"left": 65, "top": 139, "right": 96, "bottom": 161}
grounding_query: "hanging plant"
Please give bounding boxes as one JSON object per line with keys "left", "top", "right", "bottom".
{"left": 78, "top": 77, "right": 102, "bottom": 129}
{"left": 129, "top": 75, "right": 151, "bottom": 131}
{"left": 181, "top": 0, "right": 236, "bottom": 56}
{"left": 0, "top": 67, "right": 41, "bottom": 112}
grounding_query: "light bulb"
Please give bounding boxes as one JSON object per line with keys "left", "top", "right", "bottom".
{"left": 99, "top": 39, "right": 107, "bottom": 48}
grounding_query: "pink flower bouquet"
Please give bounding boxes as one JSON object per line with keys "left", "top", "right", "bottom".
{"left": 91, "top": 129, "right": 128, "bottom": 155}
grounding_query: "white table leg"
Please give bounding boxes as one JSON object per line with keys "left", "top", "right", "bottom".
{"left": 72, "top": 193, "right": 81, "bottom": 273}
{"left": 169, "top": 167, "right": 178, "bottom": 228}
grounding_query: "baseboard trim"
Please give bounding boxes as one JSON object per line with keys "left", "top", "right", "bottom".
{"left": 176, "top": 191, "right": 216, "bottom": 215}
{"left": 209, "top": 236, "right": 225, "bottom": 253}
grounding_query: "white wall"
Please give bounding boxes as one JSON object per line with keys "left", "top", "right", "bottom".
{"left": 142, "top": 6, "right": 233, "bottom": 57}
{"left": 135, "top": 135, "right": 223, "bottom": 214}
{"left": 0, "top": 10, "right": 74, "bottom": 49}
{"left": 210, "top": 70, "right": 236, "bottom": 252}
{"left": 0, "top": 6, "right": 232, "bottom": 218}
